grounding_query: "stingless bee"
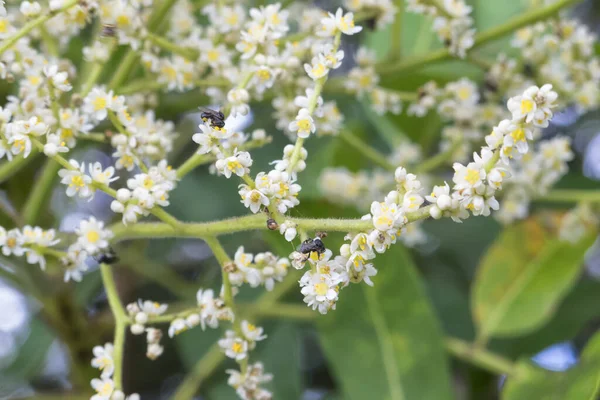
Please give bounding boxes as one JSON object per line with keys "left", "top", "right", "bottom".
{"left": 199, "top": 107, "right": 226, "bottom": 129}
{"left": 298, "top": 233, "right": 327, "bottom": 261}
{"left": 95, "top": 247, "right": 119, "bottom": 265}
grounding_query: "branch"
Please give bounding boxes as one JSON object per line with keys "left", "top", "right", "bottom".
{"left": 377, "top": 0, "right": 582, "bottom": 75}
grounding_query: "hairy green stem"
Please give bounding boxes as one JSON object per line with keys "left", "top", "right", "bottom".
{"left": 287, "top": 32, "right": 342, "bottom": 174}
{"left": 111, "top": 206, "right": 436, "bottom": 242}
{"left": 176, "top": 138, "right": 272, "bottom": 180}
{"left": 100, "top": 263, "right": 127, "bottom": 390}
{"left": 377, "top": 0, "right": 582, "bottom": 75}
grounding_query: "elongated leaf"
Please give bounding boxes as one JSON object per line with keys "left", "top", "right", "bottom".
{"left": 1, "top": 317, "right": 55, "bottom": 381}
{"left": 502, "top": 331, "right": 600, "bottom": 400}
{"left": 472, "top": 220, "right": 595, "bottom": 339}
{"left": 317, "top": 245, "right": 454, "bottom": 400}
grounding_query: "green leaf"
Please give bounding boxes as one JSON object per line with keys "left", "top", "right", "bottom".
{"left": 317, "top": 245, "right": 454, "bottom": 400}
{"left": 492, "top": 279, "right": 600, "bottom": 359}
{"left": 502, "top": 331, "right": 600, "bottom": 400}
{"left": 1, "top": 317, "right": 55, "bottom": 381}
{"left": 472, "top": 220, "right": 595, "bottom": 340}
{"left": 257, "top": 323, "right": 303, "bottom": 399}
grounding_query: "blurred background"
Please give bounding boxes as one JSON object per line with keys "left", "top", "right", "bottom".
{"left": 1, "top": 0, "right": 600, "bottom": 399}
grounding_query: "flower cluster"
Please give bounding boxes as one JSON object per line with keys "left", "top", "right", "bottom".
{"left": 407, "top": 0, "right": 475, "bottom": 57}
{"left": 219, "top": 322, "right": 272, "bottom": 399}
{"left": 0, "top": 225, "right": 59, "bottom": 270}
{"left": 344, "top": 47, "right": 404, "bottom": 116}
{"left": 228, "top": 247, "right": 290, "bottom": 291}
{"left": 512, "top": 19, "right": 600, "bottom": 112}
{"left": 63, "top": 217, "right": 114, "bottom": 282}
{"left": 559, "top": 203, "right": 599, "bottom": 244}
{"left": 90, "top": 342, "right": 140, "bottom": 400}
{"left": 168, "top": 288, "right": 234, "bottom": 337}
{"left": 110, "top": 161, "right": 178, "bottom": 224}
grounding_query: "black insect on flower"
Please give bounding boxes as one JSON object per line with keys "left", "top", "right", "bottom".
{"left": 298, "top": 236, "right": 326, "bottom": 257}
{"left": 95, "top": 247, "right": 119, "bottom": 265}
{"left": 199, "top": 107, "right": 226, "bottom": 129}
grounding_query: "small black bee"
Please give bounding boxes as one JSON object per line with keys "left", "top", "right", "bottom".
{"left": 101, "top": 24, "right": 116, "bottom": 37}
{"left": 298, "top": 237, "right": 326, "bottom": 256}
{"left": 199, "top": 107, "right": 226, "bottom": 129}
{"left": 95, "top": 248, "right": 119, "bottom": 265}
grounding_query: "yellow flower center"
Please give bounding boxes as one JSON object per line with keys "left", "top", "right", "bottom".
{"left": 99, "top": 382, "right": 113, "bottom": 396}
{"left": 358, "top": 75, "right": 372, "bottom": 88}
{"left": 86, "top": 230, "right": 100, "bottom": 243}
{"left": 93, "top": 97, "right": 107, "bottom": 111}
{"left": 297, "top": 118, "right": 311, "bottom": 132}
{"left": 28, "top": 76, "right": 41, "bottom": 86}
{"left": 376, "top": 215, "right": 392, "bottom": 228}
{"left": 520, "top": 99, "right": 534, "bottom": 114}
{"left": 250, "top": 191, "right": 261, "bottom": 202}
{"left": 116, "top": 14, "right": 130, "bottom": 27}
{"left": 232, "top": 342, "right": 244, "bottom": 353}
{"left": 312, "top": 63, "right": 326, "bottom": 77}
{"left": 71, "top": 175, "right": 85, "bottom": 188}
{"left": 0, "top": 19, "right": 7, "bottom": 33}
{"left": 162, "top": 66, "right": 177, "bottom": 80}
{"left": 510, "top": 128, "right": 526, "bottom": 142}
{"left": 465, "top": 169, "right": 480, "bottom": 185}
{"left": 13, "top": 139, "right": 26, "bottom": 152}
{"left": 227, "top": 160, "right": 242, "bottom": 171}
{"left": 226, "top": 14, "right": 238, "bottom": 25}
{"left": 61, "top": 128, "right": 74, "bottom": 139}
{"left": 207, "top": 50, "right": 219, "bottom": 62}
{"left": 314, "top": 282, "right": 328, "bottom": 296}
{"left": 457, "top": 87, "right": 471, "bottom": 101}
{"left": 6, "top": 238, "right": 16, "bottom": 248}
{"left": 143, "top": 176, "right": 154, "bottom": 189}
{"left": 247, "top": 323, "right": 256, "bottom": 331}
{"left": 257, "top": 69, "right": 271, "bottom": 81}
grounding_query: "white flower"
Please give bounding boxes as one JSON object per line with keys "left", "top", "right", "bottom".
{"left": 218, "top": 330, "right": 249, "bottom": 361}
{"left": 239, "top": 185, "right": 269, "bottom": 213}
{"left": 370, "top": 200, "right": 404, "bottom": 232}
{"left": 76, "top": 217, "right": 113, "bottom": 254}
{"left": 288, "top": 108, "right": 315, "bottom": 139}
{"left": 43, "top": 134, "right": 69, "bottom": 157}
{"left": 20, "top": 1, "right": 42, "bottom": 17}
{"left": 227, "top": 88, "right": 250, "bottom": 117}
{"left": 300, "top": 270, "right": 339, "bottom": 314}
{"left": 91, "top": 343, "right": 114, "bottom": 378}
{"left": 279, "top": 220, "right": 297, "bottom": 242}
{"left": 43, "top": 64, "right": 72, "bottom": 92}
{"left": 319, "top": 8, "right": 362, "bottom": 36}
{"left": 241, "top": 320, "right": 267, "bottom": 342}
{"left": 304, "top": 55, "right": 329, "bottom": 80}
{"left": 89, "top": 162, "right": 118, "bottom": 185}
{"left": 507, "top": 84, "right": 558, "bottom": 127}
{"left": 168, "top": 318, "right": 188, "bottom": 338}
{"left": 58, "top": 160, "right": 94, "bottom": 199}
{"left": 452, "top": 159, "right": 486, "bottom": 191}
{"left": 90, "top": 377, "right": 114, "bottom": 400}
{"left": 215, "top": 151, "right": 252, "bottom": 178}
{"left": 62, "top": 244, "right": 88, "bottom": 282}
{"left": 83, "top": 88, "right": 113, "bottom": 121}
